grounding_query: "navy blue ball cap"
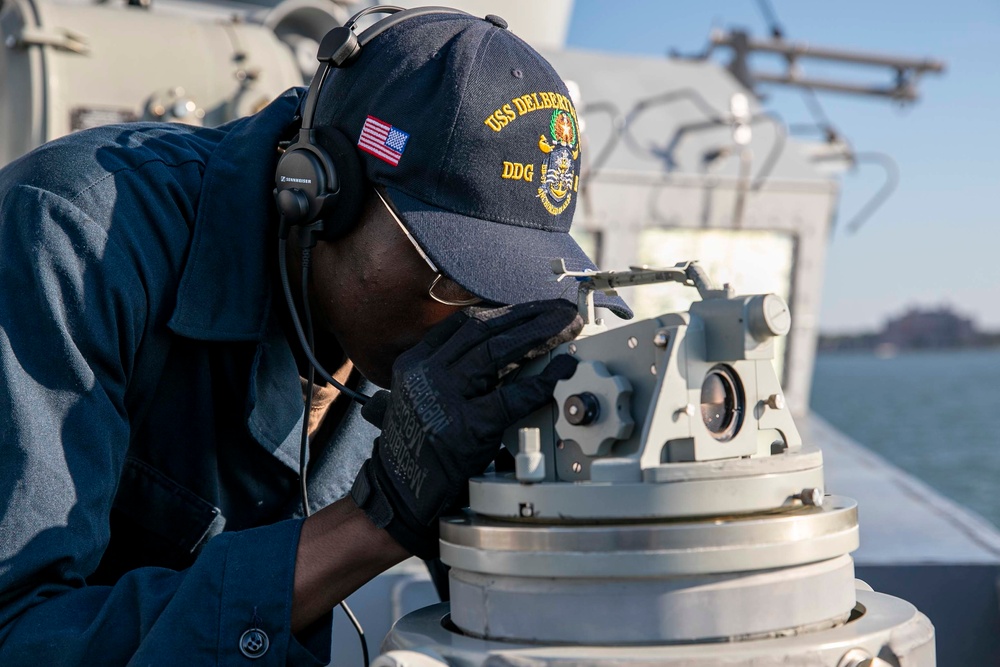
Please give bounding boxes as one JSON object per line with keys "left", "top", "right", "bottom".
{"left": 313, "top": 10, "right": 632, "bottom": 319}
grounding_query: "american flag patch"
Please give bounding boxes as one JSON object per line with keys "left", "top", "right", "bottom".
{"left": 358, "top": 116, "right": 409, "bottom": 166}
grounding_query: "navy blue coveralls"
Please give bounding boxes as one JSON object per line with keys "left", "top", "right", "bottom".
{"left": 0, "top": 88, "right": 377, "bottom": 665}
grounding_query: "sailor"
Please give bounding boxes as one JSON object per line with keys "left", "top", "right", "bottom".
{"left": 0, "top": 9, "right": 629, "bottom": 665}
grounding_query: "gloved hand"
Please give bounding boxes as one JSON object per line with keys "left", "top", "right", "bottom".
{"left": 350, "top": 299, "right": 582, "bottom": 558}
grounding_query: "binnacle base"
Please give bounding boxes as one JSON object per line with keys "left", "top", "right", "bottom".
{"left": 378, "top": 590, "right": 935, "bottom": 667}
{"left": 439, "top": 499, "right": 860, "bottom": 645}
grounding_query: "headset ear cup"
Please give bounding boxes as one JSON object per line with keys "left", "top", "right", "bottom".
{"left": 314, "top": 126, "right": 366, "bottom": 242}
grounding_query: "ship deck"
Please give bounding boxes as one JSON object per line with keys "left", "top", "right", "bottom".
{"left": 809, "top": 413, "right": 1000, "bottom": 565}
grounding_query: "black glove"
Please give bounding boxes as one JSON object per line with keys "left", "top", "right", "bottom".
{"left": 350, "top": 299, "right": 582, "bottom": 558}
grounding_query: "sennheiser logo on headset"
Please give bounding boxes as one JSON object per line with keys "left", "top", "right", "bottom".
{"left": 280, "top": 175, "right": 312, "bottom": 184}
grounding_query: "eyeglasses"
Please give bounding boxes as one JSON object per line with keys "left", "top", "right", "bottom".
{"left": 374, "top": 187, "right": 483, "bottom": 307}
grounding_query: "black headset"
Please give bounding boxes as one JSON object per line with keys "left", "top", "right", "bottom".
{"left": 273, "top": 5, "right": 472, "bottom": 247}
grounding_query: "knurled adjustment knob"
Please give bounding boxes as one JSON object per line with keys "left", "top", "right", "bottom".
{"left": 553, "top": 360, "right": 634, "bottom": 457}
{"left": 747, "top": 293, "right": 791, "bottom": 341}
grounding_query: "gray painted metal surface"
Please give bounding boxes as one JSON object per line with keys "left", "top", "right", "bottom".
{"left": 441, "top": 499, "right": 858, "bottom": 576}
{"left": 468, "top": 465, "right": 825, "bottom": 520}
{"left": 448, "top": 556, "right": 857, "bottom": 644}
{"left": 381, "top": 590, "right": 934, "bottom": 666}
{"left": 485, "top": 267, "right": 809, "bottom": 521}
{"left": 0, "top": 0, "right": 310, "bottom": 165}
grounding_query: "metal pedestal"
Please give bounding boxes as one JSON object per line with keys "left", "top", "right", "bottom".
{"left": 378, "top": 591, "right": 934, "bottom": 666}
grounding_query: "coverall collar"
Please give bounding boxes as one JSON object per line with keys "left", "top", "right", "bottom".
{"left": 168, "top": 88, "right": 303, "bottom": 342}
{"left": 167, "top": 89, "right": 313, "bottom": 473}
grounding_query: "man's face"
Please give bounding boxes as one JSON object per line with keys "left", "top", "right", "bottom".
{"left": 307, "top": 191, "right": 473, "bottom": 387}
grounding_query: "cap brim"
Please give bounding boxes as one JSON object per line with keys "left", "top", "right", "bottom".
{"left": 384, "top": 187, "right": 633, "bottom": 319}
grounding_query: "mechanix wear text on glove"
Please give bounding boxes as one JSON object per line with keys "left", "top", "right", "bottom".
{"left": 351, "top": 299, "right": 582, "bottom": 558}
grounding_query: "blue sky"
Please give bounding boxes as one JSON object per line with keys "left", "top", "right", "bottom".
{"left": 566, "top": 0, "right": 1000, "bottom": 334}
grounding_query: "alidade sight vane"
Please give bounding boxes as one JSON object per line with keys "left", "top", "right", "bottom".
{"left": 550, "top": 258, "right": 734, "bottom": 326}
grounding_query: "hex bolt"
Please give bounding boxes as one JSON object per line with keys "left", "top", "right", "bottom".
{"left": 799, "top": 488, "right": 823, "bottom": 507}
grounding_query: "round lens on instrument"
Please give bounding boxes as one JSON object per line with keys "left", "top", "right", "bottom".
{"left": 700, "top": 373, "right": 730, "bottom": 433}
{"left": 699, "top": 365, "right": 744, "bottom": 441}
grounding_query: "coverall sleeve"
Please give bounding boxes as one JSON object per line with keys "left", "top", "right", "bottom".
{"left": 0, "top": 185, "right": 325, "bottom": 665}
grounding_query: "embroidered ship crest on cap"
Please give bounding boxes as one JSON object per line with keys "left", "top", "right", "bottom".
{"left": 537, "top": 110, "right": 579, "bottom": 215}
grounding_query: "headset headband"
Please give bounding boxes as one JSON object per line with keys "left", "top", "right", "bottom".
{"left": 299, "top": 5, "right": 473, "bottom": 134}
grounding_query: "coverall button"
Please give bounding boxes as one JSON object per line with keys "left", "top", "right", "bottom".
{"left": 239, "top": 628, "right": 269, "bottom": 659}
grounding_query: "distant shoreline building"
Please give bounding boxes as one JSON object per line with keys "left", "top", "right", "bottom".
{"left": 882, "top": 307, "right": 976, "bottom": 349}
{"left": 818, "top": 306, "right": 981, "bottom": 352}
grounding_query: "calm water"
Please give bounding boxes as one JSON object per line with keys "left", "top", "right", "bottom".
{"left": 810, "top": 348, "right": 1000, "bottom": 528}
